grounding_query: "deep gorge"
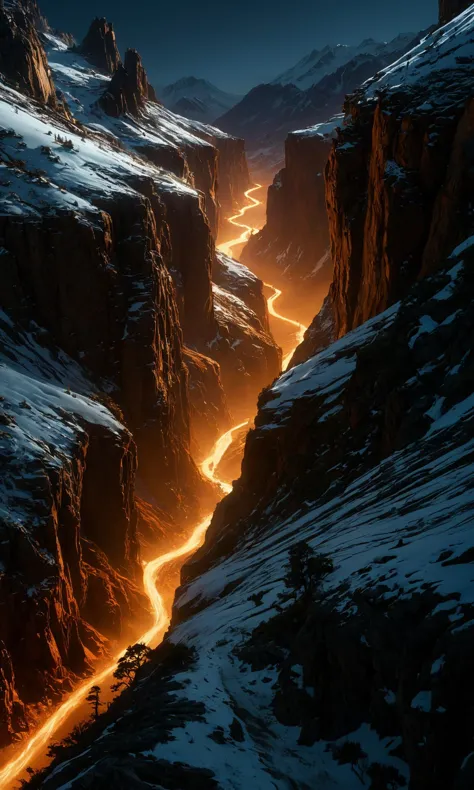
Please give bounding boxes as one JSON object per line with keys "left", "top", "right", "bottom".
{"left": 1, "top": 1, "right": 474, "bottom": 788}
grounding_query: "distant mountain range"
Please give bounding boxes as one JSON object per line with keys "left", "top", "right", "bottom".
{"left": 215, "top": 32, "right": 427, "bottom": 173}
{"left": 159, "top": 77, "right": 242, "bottom": 124}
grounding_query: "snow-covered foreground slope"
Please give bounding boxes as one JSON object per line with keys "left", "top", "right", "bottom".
{"left": 33, "top": 233, "right": 474, "bottom": 788}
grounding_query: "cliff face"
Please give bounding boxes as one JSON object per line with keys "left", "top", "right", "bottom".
{"left": 241, "top": 118, "right": 338, "bottom": 304}
{"left": 0, "top": 317, "right": 147, "bottom": 747}
{"left": 212, "top": 135, "right": 250, "bottom": 213}
{"left": 326, "top": 14, "right": 474, "bottom": 341}
{"left": 77, "top": 17, "right": 121, "bottom": 75}
{"left": 0, "top": 5, "right": 55, "bottom": 105}
{"left": 439, "top": 0, "right": 471, "bottom": 23}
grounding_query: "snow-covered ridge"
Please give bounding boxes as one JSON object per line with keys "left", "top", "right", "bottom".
{"left": 273, "top": 33, "right": 419, "bottom": 91}
{"left": 359, "top": 6, "right": 474, "bottom": 100}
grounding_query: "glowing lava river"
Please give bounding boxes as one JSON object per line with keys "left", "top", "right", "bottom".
{"left": 0, "top": 184, "right": 306, "bottom": 788}
{"left": 219, "top": 183, "right": 307, "bottom": 370}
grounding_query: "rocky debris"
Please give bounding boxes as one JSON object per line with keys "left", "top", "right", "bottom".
{"left": 77, "top": 17, "right": 121, "bottom": 75}
{"left": 184, "top": 347, "right": 231, "bottom": 460}
{"left": 439, "top": 0, "right": 472, "bottom": 23}
{"left": 100, "top": 48, "right": 157, "bottom": 118}
{"left": 0, "top": 4, "right": 56, "bottom": 105}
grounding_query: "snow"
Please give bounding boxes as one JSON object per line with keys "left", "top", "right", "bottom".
{"left": 273, "top": 35, "right": 418, "bottom": 91}
{"left": 360, "top": 7, "right": 474, "bottom": 102}
{"left": 292, "top": 112, "right": 345, "bottom": 139}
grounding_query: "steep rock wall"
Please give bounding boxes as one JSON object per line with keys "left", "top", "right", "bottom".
{"left": 77, "top": 17, "right": 121, "bottom": 75}
{"left": 326, "top": 27, "right": 474, "bottom": 340}
{"left": 0, "top": 4, "right": 56, "bottom": 105}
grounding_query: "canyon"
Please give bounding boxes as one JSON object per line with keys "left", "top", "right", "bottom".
{"left": 1, "top": 1, "right": 474, "bottom": 789}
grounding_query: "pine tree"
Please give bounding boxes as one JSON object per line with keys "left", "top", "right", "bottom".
{"left": 284, "top": 541, "right": 334, "bottom": 599}
{"left": 86, "top": 685, "right": 103, "bottom": 721}
{"left": 111, "top": 643, "right": 152, "bottom": 692}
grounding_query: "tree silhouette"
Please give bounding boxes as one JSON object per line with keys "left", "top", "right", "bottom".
{"left": 367, "top": 762, "right": 407, "bottom": 789}
{"left": 284, "top": 541, "right": 334, "bottom": 599}
{"left": 328, "top": 740, "right": 368, "bottom": 783}
{"left": 86, "top": 685, "right": 103, "bottom": 721}
{"left": 111, "top": 642, "right": 152, "bottom": 692}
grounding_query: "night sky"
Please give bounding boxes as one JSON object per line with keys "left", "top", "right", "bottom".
{"left": 41, "top": 0, "right": 438, "bottom": 93}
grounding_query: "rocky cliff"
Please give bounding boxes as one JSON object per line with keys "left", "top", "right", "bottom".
{"left": 241, "top": 116, "right": 339, "bottom": 314}
{"left": 326, "top": 12, "right": 474, "bottom": 342}
{"left": 0, "top": 315, "right": 148, "bottom": 747}
{"left": 0, "top": 3, "right": 55, "bottom": 105}
{"left": 77, "top": 17, "right": 121, "bottom": 75}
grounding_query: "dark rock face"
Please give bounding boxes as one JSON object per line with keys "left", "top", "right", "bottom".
{"left": 100, "top": 48, "right": 157, "bottom": 118}
{"left": 241, "top": 124, "right": 336, "bottom": 307}
{"left": 0, "top": 5, "right": 55, "bottom": 104}
{"left": 0, "top": 318, "right": 148, "bottom": 746}
{"left": 289, "top": 292, "right": 334, "bottom": 367}
{"left": 77, "top": 17, "right": 121, "bottom": 75}
{"left": 439, "top": 0, "right": 471, "bottom": 23}
{"left": 184, "top": 347, "right": 231, "bottom": 459}
{"left": 213, "top": 136, "right": 250, "bottom": 214}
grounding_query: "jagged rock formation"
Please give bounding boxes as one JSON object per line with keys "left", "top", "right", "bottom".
{"left": 100, "top": 48, "right": 157, "bottom": 118}
{"left": 77, "top": 17, "right": 121, "bottom": 75}
{"left": 241, "top": 117, "right": 339, "bottom": 312}
{"left": 0, "top": 3, "right": 55, "bottom": 104}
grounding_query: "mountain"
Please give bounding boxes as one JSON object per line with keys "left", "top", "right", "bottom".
{"left": 272, "top": 34, "right": 417, "bottom": 91}
{"left": 30, "top": 6, "right": 474, "bottom": 789}
{"left": 216, "top": 32, "right": 427, "bottom": 174}
{"left": 160, "top": 76, "right": 242, "bottom": 124}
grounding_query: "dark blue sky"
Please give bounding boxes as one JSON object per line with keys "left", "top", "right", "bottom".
{"left": 41, "top": 0, "right": 437, "bottom": 93}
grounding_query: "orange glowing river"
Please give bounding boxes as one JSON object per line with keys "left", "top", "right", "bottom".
{"left": 218, "top": 183, "right": 307, "bottom": 371}
{"left": 0, "top": 185, "right": 306, "bottom": 788}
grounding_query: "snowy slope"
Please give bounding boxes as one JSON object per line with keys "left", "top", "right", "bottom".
{"left": 37, "top": 235, "right": 474, "bottom": 789}
{"left": 160, "top": 77, "right": 242, "bottom": 124}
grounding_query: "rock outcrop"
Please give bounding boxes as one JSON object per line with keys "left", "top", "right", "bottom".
{"left": 77, "top": 17, "right": 121, "bottom": 75}
{"left": 100, "top": 48, "right": 157, "bottom": 118}
{"left": 0, "top": 4, "right": 55, "bottom": 105}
